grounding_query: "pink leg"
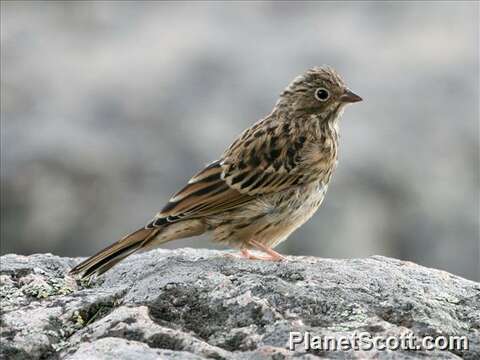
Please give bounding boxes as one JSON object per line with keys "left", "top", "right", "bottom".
{"left": 224, "top": 249, "right": 269, "bottom": 260}
{"left": 248, "top": 239, "right": 287, "bottom": 261}
{"left": 240, "top": 249, "right": 271, "bottom": 260}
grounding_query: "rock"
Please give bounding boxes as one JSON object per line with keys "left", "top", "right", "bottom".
{"left": 1, "top": 248, "right": 479, "bottom": 359}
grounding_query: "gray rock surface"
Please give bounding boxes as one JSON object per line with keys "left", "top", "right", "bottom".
{"left": 1, "top": 248, "right": 479, "bottom": 359}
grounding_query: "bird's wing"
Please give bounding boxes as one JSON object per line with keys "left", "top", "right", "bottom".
{"left": 148, "top": 121, "right": 310, "bottom": 227}
{"left": 148, "top": 160, "right": 255, "bottom": 227}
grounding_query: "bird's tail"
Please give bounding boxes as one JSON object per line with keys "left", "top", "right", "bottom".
{"left": 69, "top": 219, "right": 206, "bottom": 279}
{"left": 69, "top": 227, "right": 161, "bottom": 279}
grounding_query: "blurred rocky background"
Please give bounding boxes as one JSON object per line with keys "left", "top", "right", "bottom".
{"left": 1, "top": 2, "right": 478, "bottom": 280}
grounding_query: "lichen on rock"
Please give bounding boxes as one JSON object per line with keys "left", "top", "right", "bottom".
{"left": 0, "top": 249, "right": 479, "bottom": 359}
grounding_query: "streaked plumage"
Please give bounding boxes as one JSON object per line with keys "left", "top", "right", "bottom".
{"left": 70, "top": 66, "right": 362, "bottom": 278}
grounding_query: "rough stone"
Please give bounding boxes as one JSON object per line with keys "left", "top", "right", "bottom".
{"left": 1, "top": 248, "right": 479, "bottom": 359}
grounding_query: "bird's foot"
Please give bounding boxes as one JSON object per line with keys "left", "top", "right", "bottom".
{"left": 223, "top": 249, "right": 268, "bottom": 260}
{"left": 240, "top": 249, "right": 271, "bottom": 260}
{"left": 225, "top": 240, "right": 287, "bottom": 261}
{"left": 247, "top": 239, "right": 287, "bottom": 261}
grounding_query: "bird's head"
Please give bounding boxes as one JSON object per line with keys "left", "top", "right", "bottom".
{"left": 277, "top": 66, "right": 362, "bottom": 119}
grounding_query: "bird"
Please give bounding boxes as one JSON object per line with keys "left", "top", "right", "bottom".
{"left": 70, "top": 66, "right": 362, "bottom": 279}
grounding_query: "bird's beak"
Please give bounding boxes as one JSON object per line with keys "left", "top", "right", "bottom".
{"left": 339, "top": 89, "right": 362, "bottom": 103}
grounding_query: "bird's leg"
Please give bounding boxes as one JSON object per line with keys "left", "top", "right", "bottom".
{"left": 240, "top": 248, "right": 271, "bottom": 260}
{"left": 240, "top": 248, "right": 262, "bottom": 260}
{"left": 226, "top": 242, "right": 287, "bottom": 261}
{"left": 248, "top": 239, "right": 287, "bottom": 261}
{"left": 223, "top": 248, "right": 268, "bottom": 260}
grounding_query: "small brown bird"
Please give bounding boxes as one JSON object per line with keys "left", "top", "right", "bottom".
{"left": 70, "top": 66, "right": 362, "bottom": 278}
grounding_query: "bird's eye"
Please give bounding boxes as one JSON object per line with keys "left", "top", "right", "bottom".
{"left": 315, "top": 88, "right": 330, "bottom": 102}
